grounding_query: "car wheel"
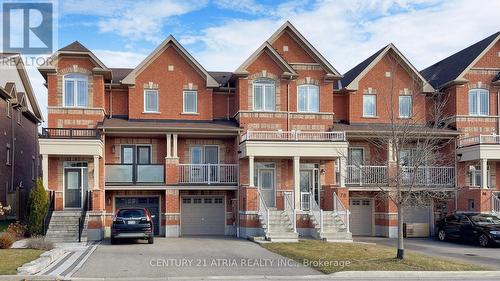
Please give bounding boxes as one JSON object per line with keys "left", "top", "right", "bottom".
{"left": 148, "top": 236, "right": 154, "bottom": 244}
{"left": 478, "top": 234, "right": 490, "bottom": 247}
{"left": 437, "top": 229, "right": 447, "bottom": 241}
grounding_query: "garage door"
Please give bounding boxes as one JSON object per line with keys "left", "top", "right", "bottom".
{"left": 403, "top": 205, "right": 431, "bottom": 237}
{"left": 115, "top": 197, "right": 160, "bottom": 235}
{"left": 181, "top": 196, "right": 225, "bottom": 235}
{"left": 349, "top": 199, "right": 372, "bottom": 236}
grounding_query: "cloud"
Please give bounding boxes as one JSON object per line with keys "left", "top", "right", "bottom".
{"left": 213, "top": 0, "right": 271, "bottom": 15}
{"left": 93, "top": 50, "right": 147, "bottom": 68}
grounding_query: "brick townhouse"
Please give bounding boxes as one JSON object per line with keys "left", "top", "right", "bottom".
{"left": 38, "top": 21, "right": 500, "bottom": 242}
{"left": 0, "top": 53, "right": 43, "bottom": 219}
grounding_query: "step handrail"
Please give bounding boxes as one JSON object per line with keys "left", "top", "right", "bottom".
{"left": 257, "top": 190, "right": 270, "bottom": 234}
{"left": 333, "top": 192, "right": 350, "bottom": 232}
{"left": 309, "top": 195, "right": 323, "bottom": 234}
{"left": 42, "top": 190, "right": 55, "bottom": 235}
{"left": 78, "top": 190, "right": 92, "bottom": 242}
{"left": 283, "top": 192, "right": 296, "bottom": 233}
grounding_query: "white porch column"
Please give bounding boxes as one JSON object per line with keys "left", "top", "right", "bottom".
{"left": 166, "top": 133, "right": 172, "bottom": 158}
{"left": 293, "top": 156, "right": 300, "bottom": 209}
{"left": 339, "top": 156, "right": 346, "bottom": 188}
{"left": 481, "top": 158, "right": 488, "bottom": 189}
{"left": 42, "top": 154, "right": 48, "bottom": 190}
{"left": 173, "top": 133, "right": 178, "bottom": 158}
{"left": 249, "top": 156, "right": 255, "bottom": 187}
{"left": 387, "top": 138, "right": 395, "bottom": 163}
{"left": 93, "top": 155, "right": 99, "bottom": 190}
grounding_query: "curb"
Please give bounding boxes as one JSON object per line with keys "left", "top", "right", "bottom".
{"left": 17, "top": 248, "right": 67, "bottom": 275}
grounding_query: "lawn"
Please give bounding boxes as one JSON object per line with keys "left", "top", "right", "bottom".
{"left": 262, "top": 240, "right": 488, "bottom": 273}
{"left": 0, "top": 249, "right": 44, "bottom": 275}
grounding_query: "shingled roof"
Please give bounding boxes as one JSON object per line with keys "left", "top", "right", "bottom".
{"left": 59, "top": 41, "right": 91, "bottom": 53}
{"left": 110, "top": 68, "right": 133, "bottom": 83}
{"left": 421, "top": 32, "right": 500, "bottom": 89}
{"left": 337, "top": 46, "right": 385, "bottom": 90}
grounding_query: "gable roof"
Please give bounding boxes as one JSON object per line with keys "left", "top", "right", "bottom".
{"left": 122, "top": 35, "right": 218, "bottom": 87}
{"left": 110, "top": 68, "right": 133, "bottom": 83}
{"left": 59, "top": 41, "right": 91, "bottom": 53}
{"left": 421, "top": 32, "right": 500, "bottom": 89}
{"left": 267, "top": 21, "right": 342, "bottom": 78}
{"left": 235, "top": 41, "right": 298, "bottom": 76}
{"left": 338, "top": 43, "right": 435, "bottom": 93}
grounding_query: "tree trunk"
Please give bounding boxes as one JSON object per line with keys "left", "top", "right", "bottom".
{"left": 396, "top": 203, "right": 404, "bottom": 259}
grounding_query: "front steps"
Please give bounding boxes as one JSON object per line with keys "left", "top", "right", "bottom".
{"left": 260, "top": 209, "right": 298, "bottom": 242}
{"left": 45, "top": 211, "right": 87, "bottom": 243}
{"left": 310, "top": 211, "right": 352, "bottom": 242}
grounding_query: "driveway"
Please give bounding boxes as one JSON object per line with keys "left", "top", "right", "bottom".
{"left": 355, "top": 237, "right": 500, "bottom": 270}
{"left": 73, "top": 237, "right": 321, "bottom": 278}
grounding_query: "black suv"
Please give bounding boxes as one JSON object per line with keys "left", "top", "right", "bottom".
{"left": 436, "top": 213, "right": 500, "bottom": 247}
{"left": 111, "top": 208, "right": 154, "bottom": 244}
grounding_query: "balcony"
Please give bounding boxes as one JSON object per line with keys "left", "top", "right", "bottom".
{"left": 105, "top": 164, "right": 165, "bottom": 185}
{"left": 346, "top": 165, "right": 455, "bottom": 187}
{"left": 457, "top": 135, "right": 500, "bottom": 161}
{"left": 241, "top": 130, "right": 346, "bottom": 142}
{"left": 41, "top": 128, "right": 100, "bottom": 139}
{"left": 178, "top": 164, "right": 238, "bottom": 184}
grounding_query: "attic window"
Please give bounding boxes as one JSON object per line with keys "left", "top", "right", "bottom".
{"left": 283, "top": 45, "right": 289, "bottom": 52}
{"left": 168, "top": 65, "right": 174, "bottom": 71}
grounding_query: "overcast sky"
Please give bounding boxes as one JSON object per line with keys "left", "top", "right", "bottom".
{"left": 14, "top": 0, "right": 500, "bottom": 125}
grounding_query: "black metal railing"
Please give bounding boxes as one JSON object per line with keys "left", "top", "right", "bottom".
{"left": 41, "top": 128, "right": 100, "bottom": 139}
{"left": 42, "top": 190, "right": 55, "bottom": 236}
{"left": 78, "top": 190, "right": 92, "bottom": 242}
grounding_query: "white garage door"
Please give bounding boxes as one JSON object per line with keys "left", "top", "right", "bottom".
{"left": 181, "top": 196, "right": 225, "bottom": 235}
{"left": 403, "top": 205, "right": 431, "bottom": 237}
{"left": 349, "top": 199, "right": 372, "bottom": 236}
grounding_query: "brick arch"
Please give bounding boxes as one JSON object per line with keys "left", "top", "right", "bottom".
{"left": 247, "top": 71, "right": 281, "bottom": 111}
{"left": 56, "top": 65, "right": 94, "bottom": 107}
{"left": 296, "top": 77, "right": 320, "bottom": 86}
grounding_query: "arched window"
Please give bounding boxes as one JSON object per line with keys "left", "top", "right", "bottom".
{"left": 64, "top": 73, "right": 88, "bottom": 107}
{"left": 469, "top": 89, "right": 489, "bottom": 116}
{"left": 253, "top": 79, "right": 275, "bottom": 111}
{"left": 297, "top": 84, "right": 319, "bottom": 112}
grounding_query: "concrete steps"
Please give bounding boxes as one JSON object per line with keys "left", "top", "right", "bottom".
{"left": 310, "top": 211, "right": 352, "bottom": 242}
{"left": 45, "top": 211, "right": 87, "bottom": 243}
{"left": 259, "top": 210, "right": 298, "bottom": 242}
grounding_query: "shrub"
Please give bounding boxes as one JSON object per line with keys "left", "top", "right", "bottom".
{"left": 0, "top": 202, "right": 11, "bottom": 216}
{"left": 25, "top": 236, "right": 54, "bottom": 251}
{"left": 6, "top": 221, "right": 28, "bottom": 240}
{"left": 0, "top": 232, "right": 15, "bottom": 249}
{"left": 26, "top": 179, "right": 49, "bottom": 236}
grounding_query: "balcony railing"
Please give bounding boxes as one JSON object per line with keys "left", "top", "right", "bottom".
{"left": 178, "top": 164, "right": 238, "bottom": 184}
{"left": 346, "top": 165, "right": 455, "bottom": 187}
{"left": 241, "top": 130, "right": 346, "bottom": 142}
{"left": 458, "top": 134, "right": 500, "bottom": 147}
{"left": 105, "top": 164, "right": 164, "bottom": 184}
{"left": 41, "top": 128, "right": 100, "bottom": 139}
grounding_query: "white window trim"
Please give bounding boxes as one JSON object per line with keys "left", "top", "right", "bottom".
{"left": 399, "top": 95, "right": 412, "bottom": 118}
{"left": 6, "top": 100, "right": 11, "bottom": 118}
{"left": 143, "top": 89, "right": 159, "bottom": 113}
{"left": 468, "top": 89, "right": 489, "bottom": 116}
{"left": 63, "top": 74, "right": 88, "bottom": 108}
{"left": 253, "top": 80, "right": 275, "bottom": 112}
{"left": 189, "top": 145, "right": 220, "bottom": 164}
{"left": 183, "top": 91, "right": 198, "bottom": 114}
{"left": 363, "top": 94, "right": 377, "bottom": 117}
{"left": 297, "top": 84, "right": 320, "bottom": 113}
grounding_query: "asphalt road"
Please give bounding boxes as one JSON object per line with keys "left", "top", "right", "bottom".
{"left": 355, "top": 236, "right": 500, "bottom": 270}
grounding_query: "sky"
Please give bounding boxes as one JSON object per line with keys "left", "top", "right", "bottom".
{"left": 6, "top": 0, "right": 500, "bottom": 125}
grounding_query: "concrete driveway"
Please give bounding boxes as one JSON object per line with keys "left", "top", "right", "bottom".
{"left": 73, "top": 237, "right": 320, "bottom": 278}
{"left": 355, "top": 237, "right": 500, "bottom": 270}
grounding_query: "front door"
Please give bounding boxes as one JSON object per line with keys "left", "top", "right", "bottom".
{"left": 348, "top": 148, "right": 364, "bottom": 183}
{"left": 65, "top": 168, "right": 82, "bottom": 208}
{"left": 204, "top": 146, "right": 219, "bottom": 182}
{"left": 259, "top": 169, "right": 275, "bottom": 208}
{"left": 300, "top": 170, "right": 313, "bottom": 210}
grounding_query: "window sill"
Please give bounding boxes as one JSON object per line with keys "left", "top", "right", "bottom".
{"left": 181, "top": 112, "right": 200, "bottom": 115}
{"left": 398, "top": 116, "right": 412, "bottom": 119}
{"left": 362, "top": 115, "right": 379, "bottom": 119}
{"left": 142, "top": 111, "right": 161, "bottom": 114}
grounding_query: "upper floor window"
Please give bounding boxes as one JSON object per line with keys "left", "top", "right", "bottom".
{"left": 64, "top": 74, "right": 88, "bottom": 107}
{"left": 253, "top": 79, "right": 275, "bottom": 111}
{"left": 363, "top": 94, "right": 376, "bottom": 117}
{"left": 144, "top": 90, "right": 159, "bottom": 113}
{"left": 469, "top": 89, "right": 489, "bottom": 116}
{"left": 399, "top": 95, "right": 412, "bottom": 118}
{"left": 6, "top": 100, "right": 11, "bottom": 118}
{"left": 17, "top": 108, "right": 21, "bottom": 124}
{"left": 297, "top": 85, "right": 319, "bottom": 112}
{"left": 183, "top": 91, "right": 197, "bottom": 113}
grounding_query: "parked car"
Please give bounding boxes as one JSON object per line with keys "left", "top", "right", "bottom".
{"left": 111, "top": 208, "right": 154, "bottom": 244}
{"left": 436, "top": 213, "right": 500, "bottom": 247}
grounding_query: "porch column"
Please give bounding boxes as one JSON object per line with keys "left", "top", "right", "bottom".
{"left": 42, "top": 154, "right": 48, "bottom": 190}
{"left": 166, "top": 133, "right": 172, "bottom": 158}
{"left": 481, "top": 158, "right": 488, "bottom": 189}
{"left": 93, "top": 155, "right": 99, "bottom": 190}
{"left": 293, "top": 156, "right": 300, "bottom": 209}
{"left": 387, "top": 138, "right": 395, "bottom": 163}
{"left": 173, "top": 133, "right": 178, "bottom": 158}
{"left": 339, "top": 156, "right": 346, "bottom": 188}
{"left": 249, "top": 156, "right": 255, "bottom": 187}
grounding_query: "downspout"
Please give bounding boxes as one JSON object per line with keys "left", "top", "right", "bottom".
{"left": 10, "top": 107, "right": 15, "bottom": 216}
{"left": 227, "top": 81, "right": 230, "bottom": 120}
{"left": 286, "top": 75, "right": 291, "bottom": 131}
{"left": 497, "top": 90, "right": 499, "bottom": 134}
{"left": 454, "top": 138, "right": 458, "bottom": 214}
{"left": 109, "top": 81, "right": 113, "bottom": 118}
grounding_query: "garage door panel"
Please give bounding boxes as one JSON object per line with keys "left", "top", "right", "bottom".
{"left": 350, "top": 199, "right": 372, "bottom": 236}
{"left": 115, "top": 196, "right": 160, "bottom": 236}
{"left": 181, "top": 197, "right": 225, "bottom": 236}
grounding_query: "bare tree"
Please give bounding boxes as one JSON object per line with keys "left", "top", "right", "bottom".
{"left": 343, "top": 49, "right": 456, "bottom": 259}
